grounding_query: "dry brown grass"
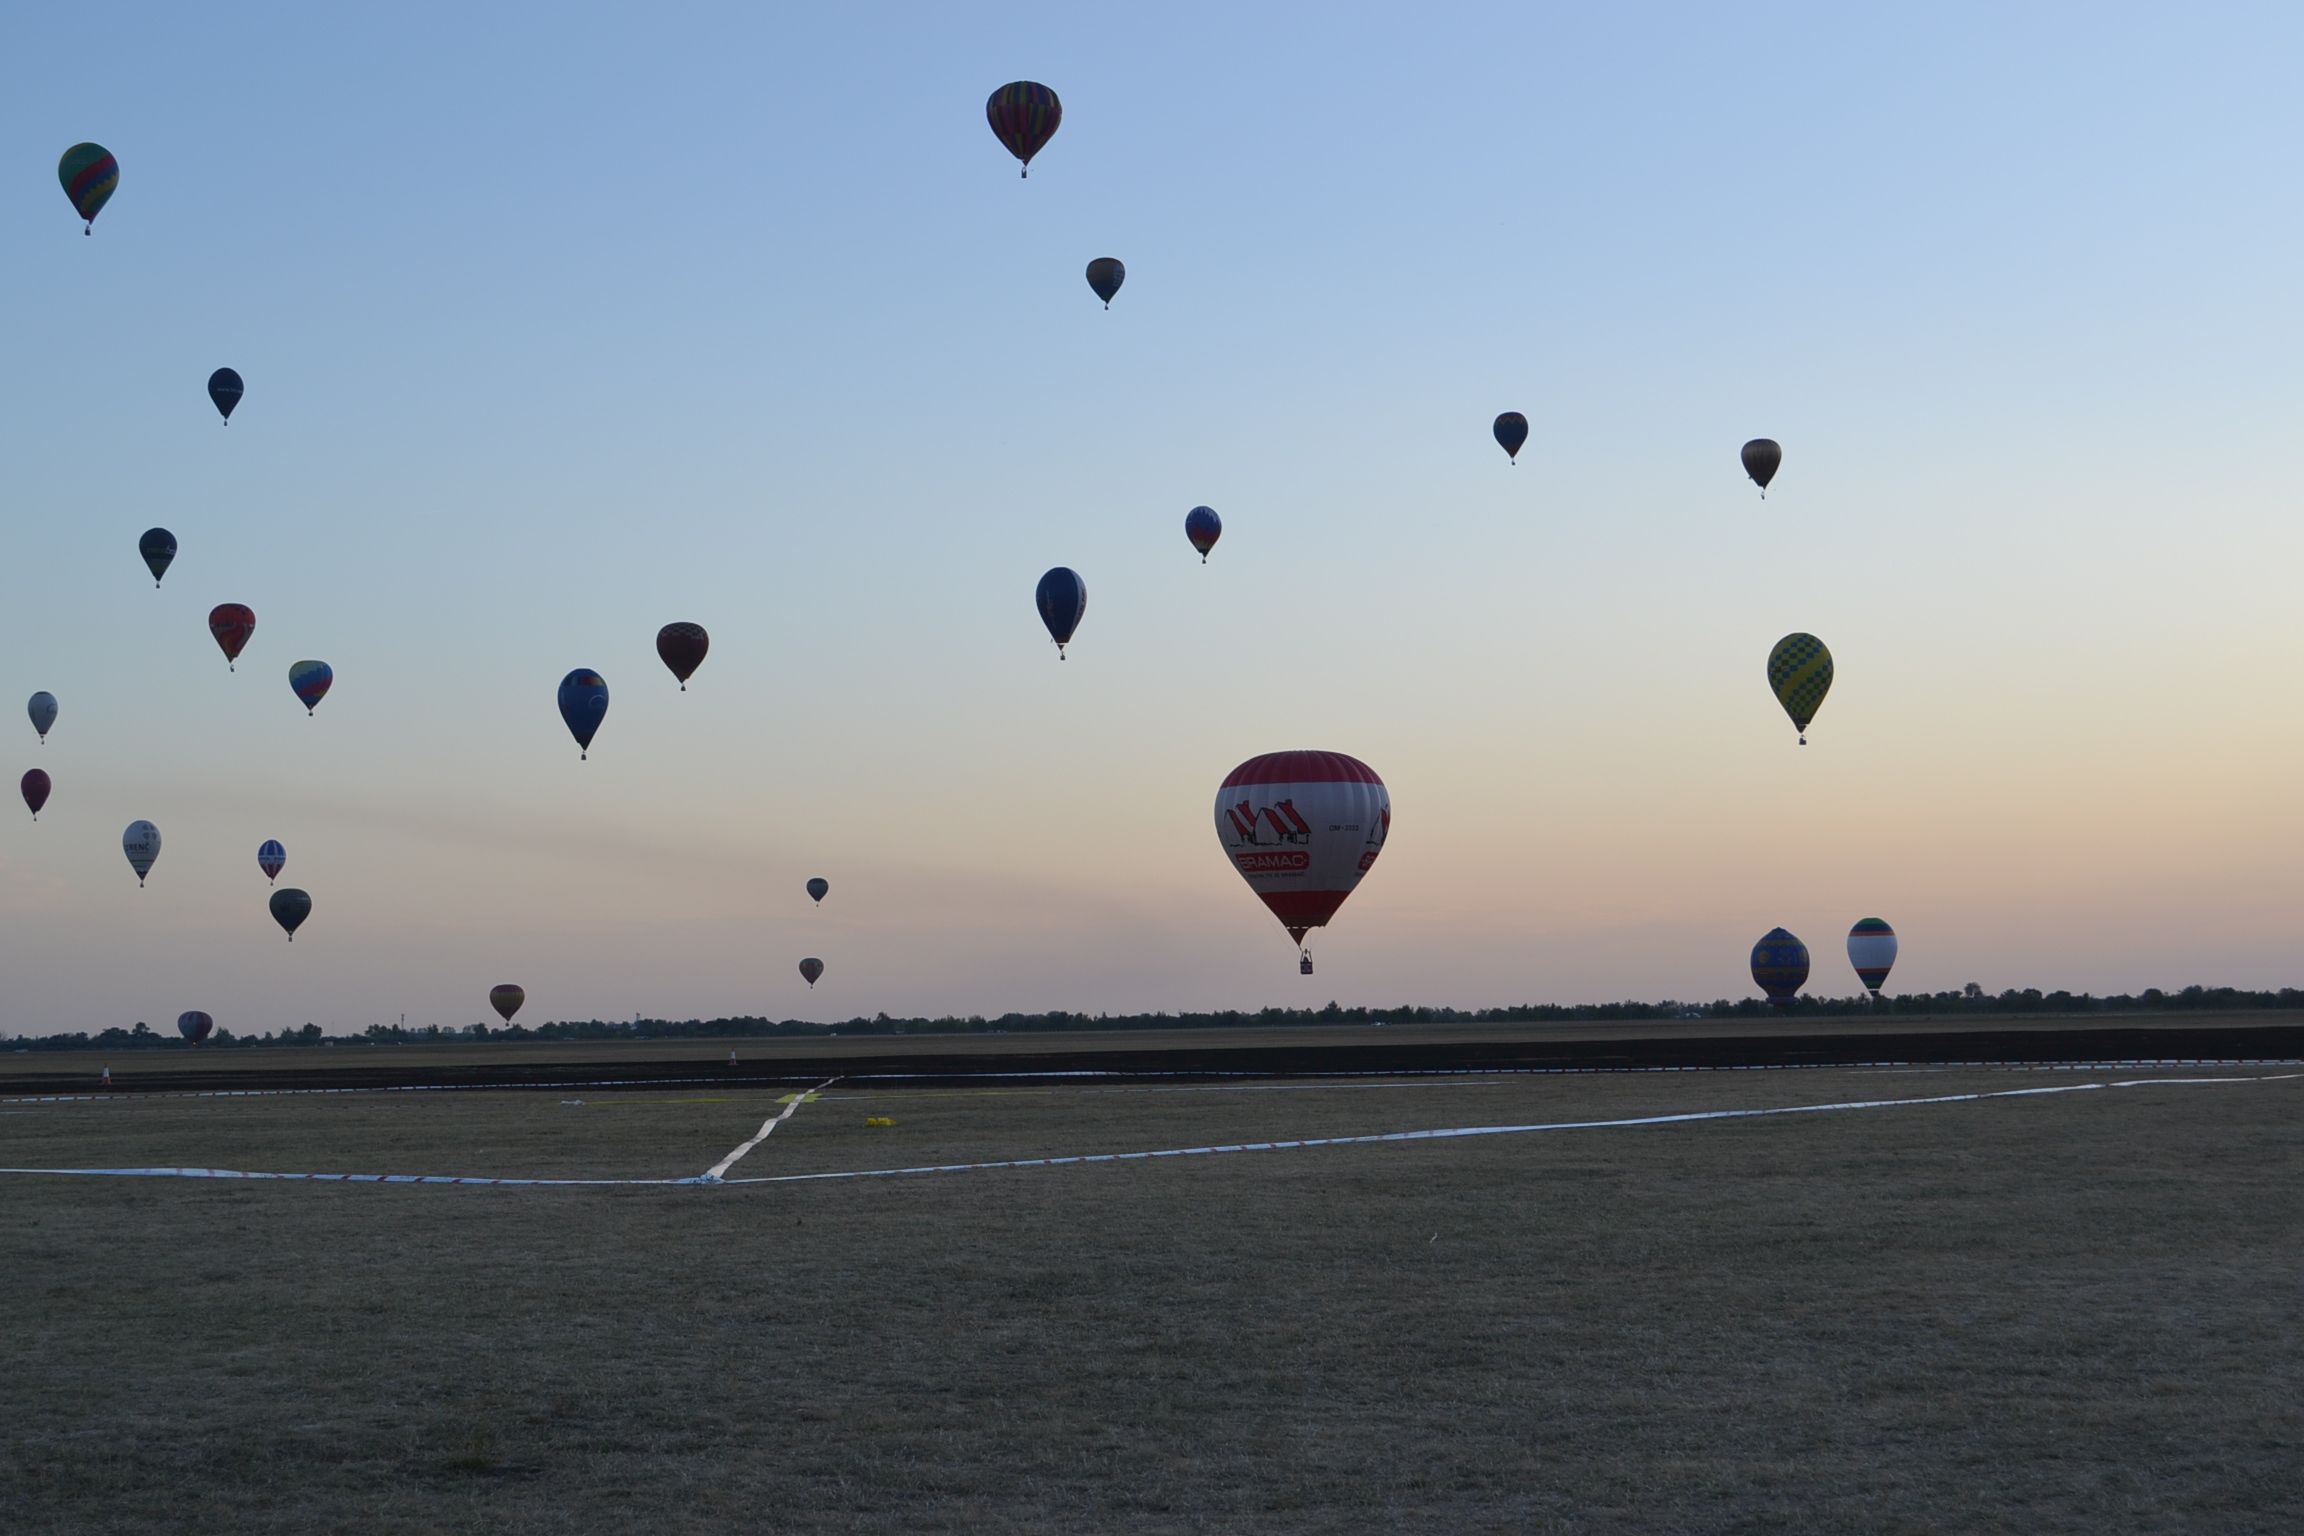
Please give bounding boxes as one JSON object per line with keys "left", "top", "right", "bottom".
{"left": 4, "top": 1067, "right": 2300, "bottom": 1533}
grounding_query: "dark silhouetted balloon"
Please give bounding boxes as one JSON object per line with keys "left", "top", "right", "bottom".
{"left": 986, "top": 82, "right": 1061, "bottom": 177}
{"left": 1750, "top": 927, "right": 1809, "bottom": 1005}
{"left": 489, "top": 984, "right": 525, "bottom": 1024}
{"left": 1185, "top": 506, "right": 1221, "bottom": 563}
{"left": 557, "top": 669, "right": 609, "bottom": 759}
{"left": 22, "top": 769, "right": 50, "bottom": 820}
{"left": 1086, "top": 257, "right": 1125, "bottom": 308}
{"left": 209, "top": 604, "right": 255, "bottom": 670}
{"left": 656, "top": 623, "right": 709, "bottom": 691}
{"left": 1036, "top": 567, "right": 1086, "bottom": 658}
{"left": 28, "top": 692, "right": 57, "bottom": 743}
{"left": 139, "top": 528, "right": 176, "bottom": 587}
{"left": 208, "top": 368, "right": 243, "bottom": 423}
{"left": 289, "top": 660, "right": 333, "bottom": 715}
{"left": 799, "top": 957, "right": 825, "bottom": 987}
{"left": 59, "top": 143, "right": 118, "bottom": 232}
{"left": 258, "top": 839, "right": 286, "bottom": 884}
{"left": 806, "top": 878, "right": 829, "bottom": 905}
{"left": 1494, "top": 412, "right": 1529, "bottom": 464}
{"left": 270, "top": 887, "right": 312, "bottom": 942}
{"left": 177, "top": 1011, "right": 214, "bottom": 1044}
{"left": 1742, "top": 438, "right": 1781, "bottom": 495}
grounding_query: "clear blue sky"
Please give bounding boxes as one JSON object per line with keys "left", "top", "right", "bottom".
{"left": 3, "top": 2, "right": 2299, "bottom": 1034}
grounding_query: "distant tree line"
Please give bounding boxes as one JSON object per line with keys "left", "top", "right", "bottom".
{"left": 7, "top": 984, "right": 2300, "bottom": 1051}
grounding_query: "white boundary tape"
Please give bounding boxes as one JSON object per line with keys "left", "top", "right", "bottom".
{"left": 0, "top": 1072, "right": 2293, "bottom": 1188}
{"left": 697, "top": 1079, "right": 834, "bottom": 1182}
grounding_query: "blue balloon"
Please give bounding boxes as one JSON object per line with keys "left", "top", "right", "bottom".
{"left": 1184, "top": 506, "right": 1222, "bottom": 563}
{"left": 557, "top": 669, "right": 609, "bottom": 759}
{"left": 1035, "top": 567, "right": 1087, "bottom": 659}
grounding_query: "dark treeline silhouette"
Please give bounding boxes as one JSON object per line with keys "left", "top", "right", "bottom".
{"left": 10, "top": 984, "right": 2301, "bottom": 1051}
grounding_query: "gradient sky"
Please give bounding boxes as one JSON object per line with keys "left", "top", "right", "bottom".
{"left": 3, "top": 3, "right": 2300, "bottom": 1035}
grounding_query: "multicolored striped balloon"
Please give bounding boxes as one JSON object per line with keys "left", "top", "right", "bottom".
{"left": 986, "top": 82, "right": 1061, "bottom": 177}
{"left": 1847, "top": 918, "right": 1898, "bottom": 997}
{"left": 58, "top": 143, "right": 118, "bottom": 232}
{"left": 258, "top": 839, "right": 286, "bottom": 884}
{"left": 209, "top": 604, "right": 256, "bottom": 670}
{"left": 289, "top": 660, "right": 333, "bottom": 715}
{"left": 1766, "top": 632, "right": 1833, "bottom": 744}
{"left": 1750, "top": 927, "right": 1810, "bottom": 1005}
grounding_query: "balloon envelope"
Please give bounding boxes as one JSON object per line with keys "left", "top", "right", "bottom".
{"left": 1750, "top": 927, "right": 1810, "bottom": 1004}
{"left": 1214, "top": 751, "right": 1390, "bottom": 952}
{"left": 208, "top": 368, "right": 243, "bottom": 422}
{"left": 1035, "top": 567, "right": 1086, "bottom": 656}
{"left": 270, "top": 887, "right": 312, "bottom": 941}
{"left": 799, "top": 957, "right": 825, "bottom": 987}
{"left": 177, "top": 1011, "right": 214, "bottom": 1044}
{"left": 986, "top": 82, "right": 1062, "bottom": 175}
{"left": 1742, "top": 438, "right": 1782, "bottom": 492}
{"left": 58, "top": 143, "right": 118, "bottom": 230}
{"left": 1086, "top": 257, "right": 1125, "bottom": 307}
{"left": 1766, "top": 633, "right": 1834, "bottom": 743}
{"left": 22, "top": 769, "right": 50, "bottom": 819}
{"left": 1848, "top": 918, "right": 1899, "bottom": 996}
{"left": 209, "top": 604, "right": 256, "bottom": 669}
{"left": 289, "top": 660, "right": 333, "bottom": 714}
{"left": 806, "top": 878, "right": 829, "bottom": 905}
{"left": 489, "top": 984, "right": 526, "bottom": 1024}
{"left": 1493, "top": 412, "right": 1529, "bottom": 462}
{"left": 656, "top": 623, "right": 709, "bottom": 690}
{"left": 557, "top": 669, "right": 609, "bottom": 757}
{"left": 123, "top": 820, "right": 162, "bottom": 885}
{"left": 1185, "top": 506, "right": 1222, "bottom": 562}
{"left": 28, "top": 692, "right": 57, "bottom": 742}
{"left": 258, "top": 839, "right": 286, "bottom": 883}
{"left": 139, "top": 527, "right": 177, "bottom": 587}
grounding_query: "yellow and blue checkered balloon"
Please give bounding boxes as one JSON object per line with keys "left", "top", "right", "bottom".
{"left": 1766, "top": 633, "right": 1833, "bottom": 743}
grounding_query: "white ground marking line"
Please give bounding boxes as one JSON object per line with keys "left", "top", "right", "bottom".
{"left": 695, "top": 1078, "right": 836, "bottom": 1183}
{"left": 6, "top": 1072, "right": 2293, "bottom": 1187}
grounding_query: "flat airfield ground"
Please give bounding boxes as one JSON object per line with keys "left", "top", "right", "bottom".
{"left": 5, "top": 1063, "right": 2301, "bottom": 1533}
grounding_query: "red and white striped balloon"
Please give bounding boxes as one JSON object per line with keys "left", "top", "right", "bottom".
{"left": 1213, "top": 751, "right": 1389, "bottom": 958}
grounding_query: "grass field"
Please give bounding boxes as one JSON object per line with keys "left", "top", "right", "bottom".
{"left": 6, "top": 1065, "right": 2301, "bottom": 1533}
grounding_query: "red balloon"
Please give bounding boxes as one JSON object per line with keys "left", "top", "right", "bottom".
{"left": 21, "top": 768, "right": 50, "bottom": 819}
{"left": 1213, "top": 751, "right": 1391, "bottom": 961}
{"left": 656, "top": 623, "right": 709, "bottom": 691}
{"left": 208, "top": 603, "right": 256, "bottom": 670}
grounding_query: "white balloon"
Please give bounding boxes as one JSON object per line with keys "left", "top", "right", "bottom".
{"left": 123, "top": 820, "right": 162, "bottom": 886}
{"left": 1847, "top": 920, "right": 1899, "bottom": 996}
{"left": 1213, "top": 751, "right": 1389, "bottom": 958}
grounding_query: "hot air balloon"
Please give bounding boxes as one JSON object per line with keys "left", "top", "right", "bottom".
{"left": 986, "top": 82, "right": 1061, "bottom": 177}
{"left": 1766, "top": 633, "right": 1833, "bottom": 745}
{"left": 1750, "top": 928, "right": 1810, "bottom": 1006}
{"left": 1185, "top": 506, "right": 1221, "bottom": 563}
{"left": 209, "top": 604, "right": 255, "bottom": 670}
{"left": 177, "top": 1011, "right": 214, "bottom": 1044}
{"left": 270, "top": 887, "right": 311, "bottom": 941}
{"left": 1036, "top": 567, "right": 1086, "bottom": 658}
{"left": 1741, "top": 438, "right": 1781, "bottom": 496}
{"left": 123, "top": 820, "right": 161, "bottom": 886}
{"left": 208, "top": 368, "right": 243, "bottom": 423}
{"left": 1848, "top": 918, "right": 1899, "bottom": 999}
{"left": 1214, "top": 751, "right": 1390, "bottom": 974}
{"left": 22, "top": 770, "right": 50, "bottom": 820}
{"left": 489, "top": 984, "right": 526, "bottom": 1024}
{"left": 799, "top": 957, "right": 825, "bottom": 987}
{"left": 557, "top": 669, "right": 608, "bottom": 759}
{"left": 806, "top": 877, "right": 829, "bottom": 905}
{"left": 1494, "top": 412, "right": 1529, "bottom": 464}
{"left": 1086, "top": 257, "right": 1125, "bottom": 308}
{"left": 288, "top": 660, "right": 333, "bottom": 715}
{"left": 139, "top": 528, "right": 177, "bottom": 587}
{"left": 258, "top": 839, "right": 286, "bottom": 884}
{"left": 28, "top": 692, "right": 57, "bottom": 744}
{"left": 656, "top": 623, "right": 709, "bottom": 691}
{"left": 58, "top": 143, "right": 118, "bottom": 232}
